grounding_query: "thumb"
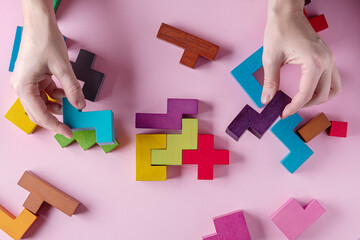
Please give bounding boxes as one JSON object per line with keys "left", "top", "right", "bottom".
{"left": 261, "top": 57, "right": 282, "bottom": 104}
{"left": 53, "top": 62, "right": 86, "bottom": 110}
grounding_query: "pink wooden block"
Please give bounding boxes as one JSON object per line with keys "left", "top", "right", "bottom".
{"left": 203, "top": 210, "right": 251, "bottom": 240}
{"left": 270, "top": 198, "right": 326, "bottom": 240}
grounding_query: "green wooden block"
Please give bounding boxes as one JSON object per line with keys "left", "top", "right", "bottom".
{"left": 54, "top": 0, "right": 61, "bottom": 13}
{"left": 101, "top": 140, "right": 119, "bottom": 153}
{"left": 54, "top": 134, "right": 75, "bottom": 148}
{"left": 151, "top": 118, "right": 198, "bottom": 166}
{"left": 73, "top": 130, "right": 97, "bottom": 150}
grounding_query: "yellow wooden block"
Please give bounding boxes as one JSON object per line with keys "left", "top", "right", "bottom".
{"left": 136, "top": 134, "right": 167, "bottom": 181}
{"left": 151, "top": 119, "right": 198, "bottom": 165}
{"left": 5, "top": 98, "right": 37, "bottom": 134}
{"left": 0, "top": 205, "right": 37, "bottom": 240}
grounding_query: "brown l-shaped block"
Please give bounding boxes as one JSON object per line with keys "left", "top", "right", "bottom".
{"left": 18, "top": 171, "right": 80, "bottom": 217}
{"left": 157, "top": 23, "right": 219, "bottom": 68}
{"left": 297, "top": 113, "right": 331, "bottom": 143}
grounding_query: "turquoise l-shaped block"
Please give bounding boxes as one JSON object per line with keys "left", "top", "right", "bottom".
{"left": 9, "top": 26, "right": 23, "bottom": 72}
{"left": 230, "top": 47, "right": 313, "bottom": 173}
{"left": 63, "top": 98, "right": 115, "bottom": 145}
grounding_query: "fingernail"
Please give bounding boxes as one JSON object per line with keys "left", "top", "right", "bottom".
{"left": 261, "top": 94, "right": 270, "bottom": 104}
{"left": 77, "top": 98, "right": 86, "bottom": 109}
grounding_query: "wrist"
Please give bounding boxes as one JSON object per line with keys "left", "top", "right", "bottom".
{"left": 21, "top": 0, "right": 56, "bottom": 28}
{"left": 268, "top": 0, "right": 305, "bottom": 17}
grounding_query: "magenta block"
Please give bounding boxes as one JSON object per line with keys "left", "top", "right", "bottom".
{"left": 135, "top": 99, "right": 198, "bottom": 129}
{"left": 270, "top": 198, "right": 326, "bottom": 240}
{"left": 203, "top": 210, "right": 251, "bottom": 240}
{"left": 226, "top": 90, "right": 291, "bottom": 140}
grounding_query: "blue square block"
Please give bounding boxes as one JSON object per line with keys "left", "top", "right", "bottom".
{"left": 271, "top": 113, "right": 314, "bottom": 173}
{"left": 63, "top": 98, "right": 115, "bottom": 145}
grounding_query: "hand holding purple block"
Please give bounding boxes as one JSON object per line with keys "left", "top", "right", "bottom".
{"left": 136, "top": 99, "right": 198, "bottom": 129}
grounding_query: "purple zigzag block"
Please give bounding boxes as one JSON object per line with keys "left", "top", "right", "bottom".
{"left": 226, "top": 91, "right": 291, "bottom": 140}
{"left": 136, "top": 99, "right": 198, "bottom": 129}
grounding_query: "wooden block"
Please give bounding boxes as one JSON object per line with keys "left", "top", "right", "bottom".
{"left": 202, "top": 210, "right": 251, "bottom": 240}
{"left": 304, "top": 10, "right": 329, "bottom": 33}
{"left": 151, "top": 119, "right": 198, "bottom": 165}
{"left": 182, "top": 135, "right": 229, "bottom": 180}
{"left": 101, "top": 140, "right": 119, "bottom": 153}
{"left": 297, "top": 113, "right": 331, "bottom": 142}
{"left": 226, "top": 91, "right": 291, "bottom": 140}
{"left": 0, "top": 206, "right": 37, "bottom": 240}
{"left": 305, "top": 0, "right": 311, "bottom": 5}
{"left": 9, "top": 26, "right": 22, "bottom": 72}
{"left": 136, "top": 98, "right": 198, "bottom": 129}
{"left": 18, "top": 171, "right": 80, "bottom": 217}
{"left": 270, "top": 198, "right": 325, "bottom": 240}
{"left": 230, "top": 47, "right": 264, "bottom": 108}
{"left": 136, "top": 134, "right": 167, "bottom": 181}
{"left": 63, "top": 98, "right": 115, "bottom": 145}
{"left": 53, "top": 0, "right": 61, "bottom": 12}
{"left": 157, "top": 23, "right": 219, "bottom": 68}
{"left": 71, "top": 49, "right": 105, "bottom": 102}
{"left": 271, "top": 113, "right": 314, "bottom": 173}
{"left": 328, "top": 121, "right": 348, "bottom": 138}
{"left": 5, "top": 98, "right": 37, "bottom": 134}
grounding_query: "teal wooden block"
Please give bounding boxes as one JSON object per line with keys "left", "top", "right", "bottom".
{"left": 230, "top": 47, "right": 264, "bottom": 108}
{"left": 9, "top": 26, "right": 23, "bottom": 72}
{"left": 271, "top": 113, "right": 314, "bottom": 173}
{"left": 62, "top": 98, "right": 115, "bottom": 145}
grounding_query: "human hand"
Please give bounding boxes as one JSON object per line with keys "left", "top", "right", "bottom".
{"left": 10, "top": 0, "right": 85, "bottom": 138}
{"left": 262, "top": 0, "right": 341, "bottom": 118}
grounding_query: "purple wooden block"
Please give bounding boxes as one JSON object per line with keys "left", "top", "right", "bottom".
{"left": 202, "top": 210, "right": 251, "bottom": 240}
{"left": 135, "top": 99, "right": 198, "bottom": 129}
{"left": 226, "top": 91, "right": 291, "bottom": 140}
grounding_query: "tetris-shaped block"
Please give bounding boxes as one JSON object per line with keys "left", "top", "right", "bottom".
{"left": 152, "top": 119, "right": 198, "bottom": 165}
{"left": 63, "top": 98, "right": 115, "bottom": 145}
{"left": 53, "top": 0, "right": 61, "bottom": 12}
{"left": 183, "top": 135, "right": 229, "bottom": 180}
{"left": 271, "top": 114, "right": 314, "bottom": 173}
{"left": 270, "top": 198, "right": 326, "bottom": 240}
{"left": 202, "top": 210, "right": 251, "bottom": 240}
{"left": 304, "top": 9, "right": 329, "bottom": 33}
{"left": 297, "top": 113, "right": 331, "bottom": 142}
{"left": 54, "top": 130, "right": 119, "bottom": 153}
{"left": 0, "top": 206, "right": 37, "bottom": 240}
{"left": 9, "top": 26, "right": 23, "bottom": 72}
{"left": 328, "top": 121, "right": 348, "bottom": 138}
{"left": 71, "top": 49, "right": 105, "bottom": 102}
{"left": 157, "top": 23, "right": 219, "bottom": 68}
{"left": 136, "top": 99, "right": 198, "bottom": 129}
{"left": 5, "top": 98, "right": 37, "bottom": 134}
{"left": 136, "top": 134, "right": 167, "bottom": 181}
{"left": 226, "top": 91, "right": 291, "bottom": 140}
{"left": 18, "top": 171, "right": 80, "bottom": 217}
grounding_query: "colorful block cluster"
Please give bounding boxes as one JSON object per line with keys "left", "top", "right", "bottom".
{"left": 0, "top": 171, "right": 80, "bottom": 240}
{"left": 136, "top": 99, "right": 229, "bottom": 181}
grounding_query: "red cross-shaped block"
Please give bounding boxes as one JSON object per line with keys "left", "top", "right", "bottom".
{"left": 182, "top": 134, "right": 229, "bottom": 180}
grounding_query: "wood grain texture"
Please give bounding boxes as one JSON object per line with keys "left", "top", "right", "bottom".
{"left": 18, "top": 171, "right": 80, "bottom": 217}
{"left": 157, "top": 23, "right": 219, "bottom": 68}
{"left": 297, "top": 113, "right": 331, "bottom": 143}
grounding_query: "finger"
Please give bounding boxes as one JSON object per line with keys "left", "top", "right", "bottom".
{"left": 262, "top": 55, "right": 283, "bottom": 104}
{"left": 46, "top": 102, "right": 63, "bottom": 115}
{"left": 52, "top": 61, "right": 86, "bottom": 109}
{"left": 328, "top": 64, "right": 342, "bottom": 101}
{"left": 43, "top": 77, "right": 66, "bottom": 101}
{"left": 282, "top": 64, "right": 322, "bottom": 118}
{"left": 303, "top": 67, "right": 332, "bottom": 107}
{"left": 22, "top": 93, "right": 73, "bottom": 138}
{"left": 20, "top": 99, "right": 36, "bottom": 124}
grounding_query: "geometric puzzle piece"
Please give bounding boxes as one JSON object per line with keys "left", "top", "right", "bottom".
{"left": 297, "top": 112, "right": 331, "bottom": 143}
{"left": 18, "top": 171, "right": 80, "bottom": 217}
{"left": 182, "top": 135, "right": 229, "bottom": 180}
{"left": 271, "top": 113, "right": 314, "bottom": 174}
{"left": 0, "top": 206, "right": 37, "bottom": 240}
{"left": 157, "top": 23, "right": 219, "bottom": 68}
{"left": 5, "top": 98, "right": 37, "bottom": 134}
{"left": 226, "top": 90, "right": 291, "bottom": 140}
{"left": 136, "top": 98, "right": 198, "bottom": 129}
{"left": 9, "top": 26, "right": 22, "bottom": 72}
{"left": 63, "top": 98, "right": 115, "bottom": 145}
{"left": 328, "top": 121, "right": 348, "bottom": 138}
{"left": 202, "top": 210, "right": 251, "bottom": 240}
{"left": 136, "top": 134, "right": 167, "bottom": 181}
{"left": 100, "top": 140, "right": 119, "bottom": 153}
{"left": 304, "top": 9, "right": 329, "bottom": 33}
{"left": 71, "top": 49, "right": 105, "bottom": 102}
{"left": 53, "top": 0, "right": 61, "bottom": 13}
{"left": 270, "top": 198, "right": 326, "bottom": 240}
{"left": 151, "top": 118, "right": 198, "bottom": 165}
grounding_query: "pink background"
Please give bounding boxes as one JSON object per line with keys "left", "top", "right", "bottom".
{"left": 0, "top": 0, "right": 359, "bottom": 239}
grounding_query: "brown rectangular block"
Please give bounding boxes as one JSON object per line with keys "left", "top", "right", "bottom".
{"left": 18, "top": 171, "right": 80, "bottom": 217}
{"left": 297, "top": 113, "right": 331, "bottom": 142}
{"left": 157, "top": 23, "right": 219, "bottom": 68}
